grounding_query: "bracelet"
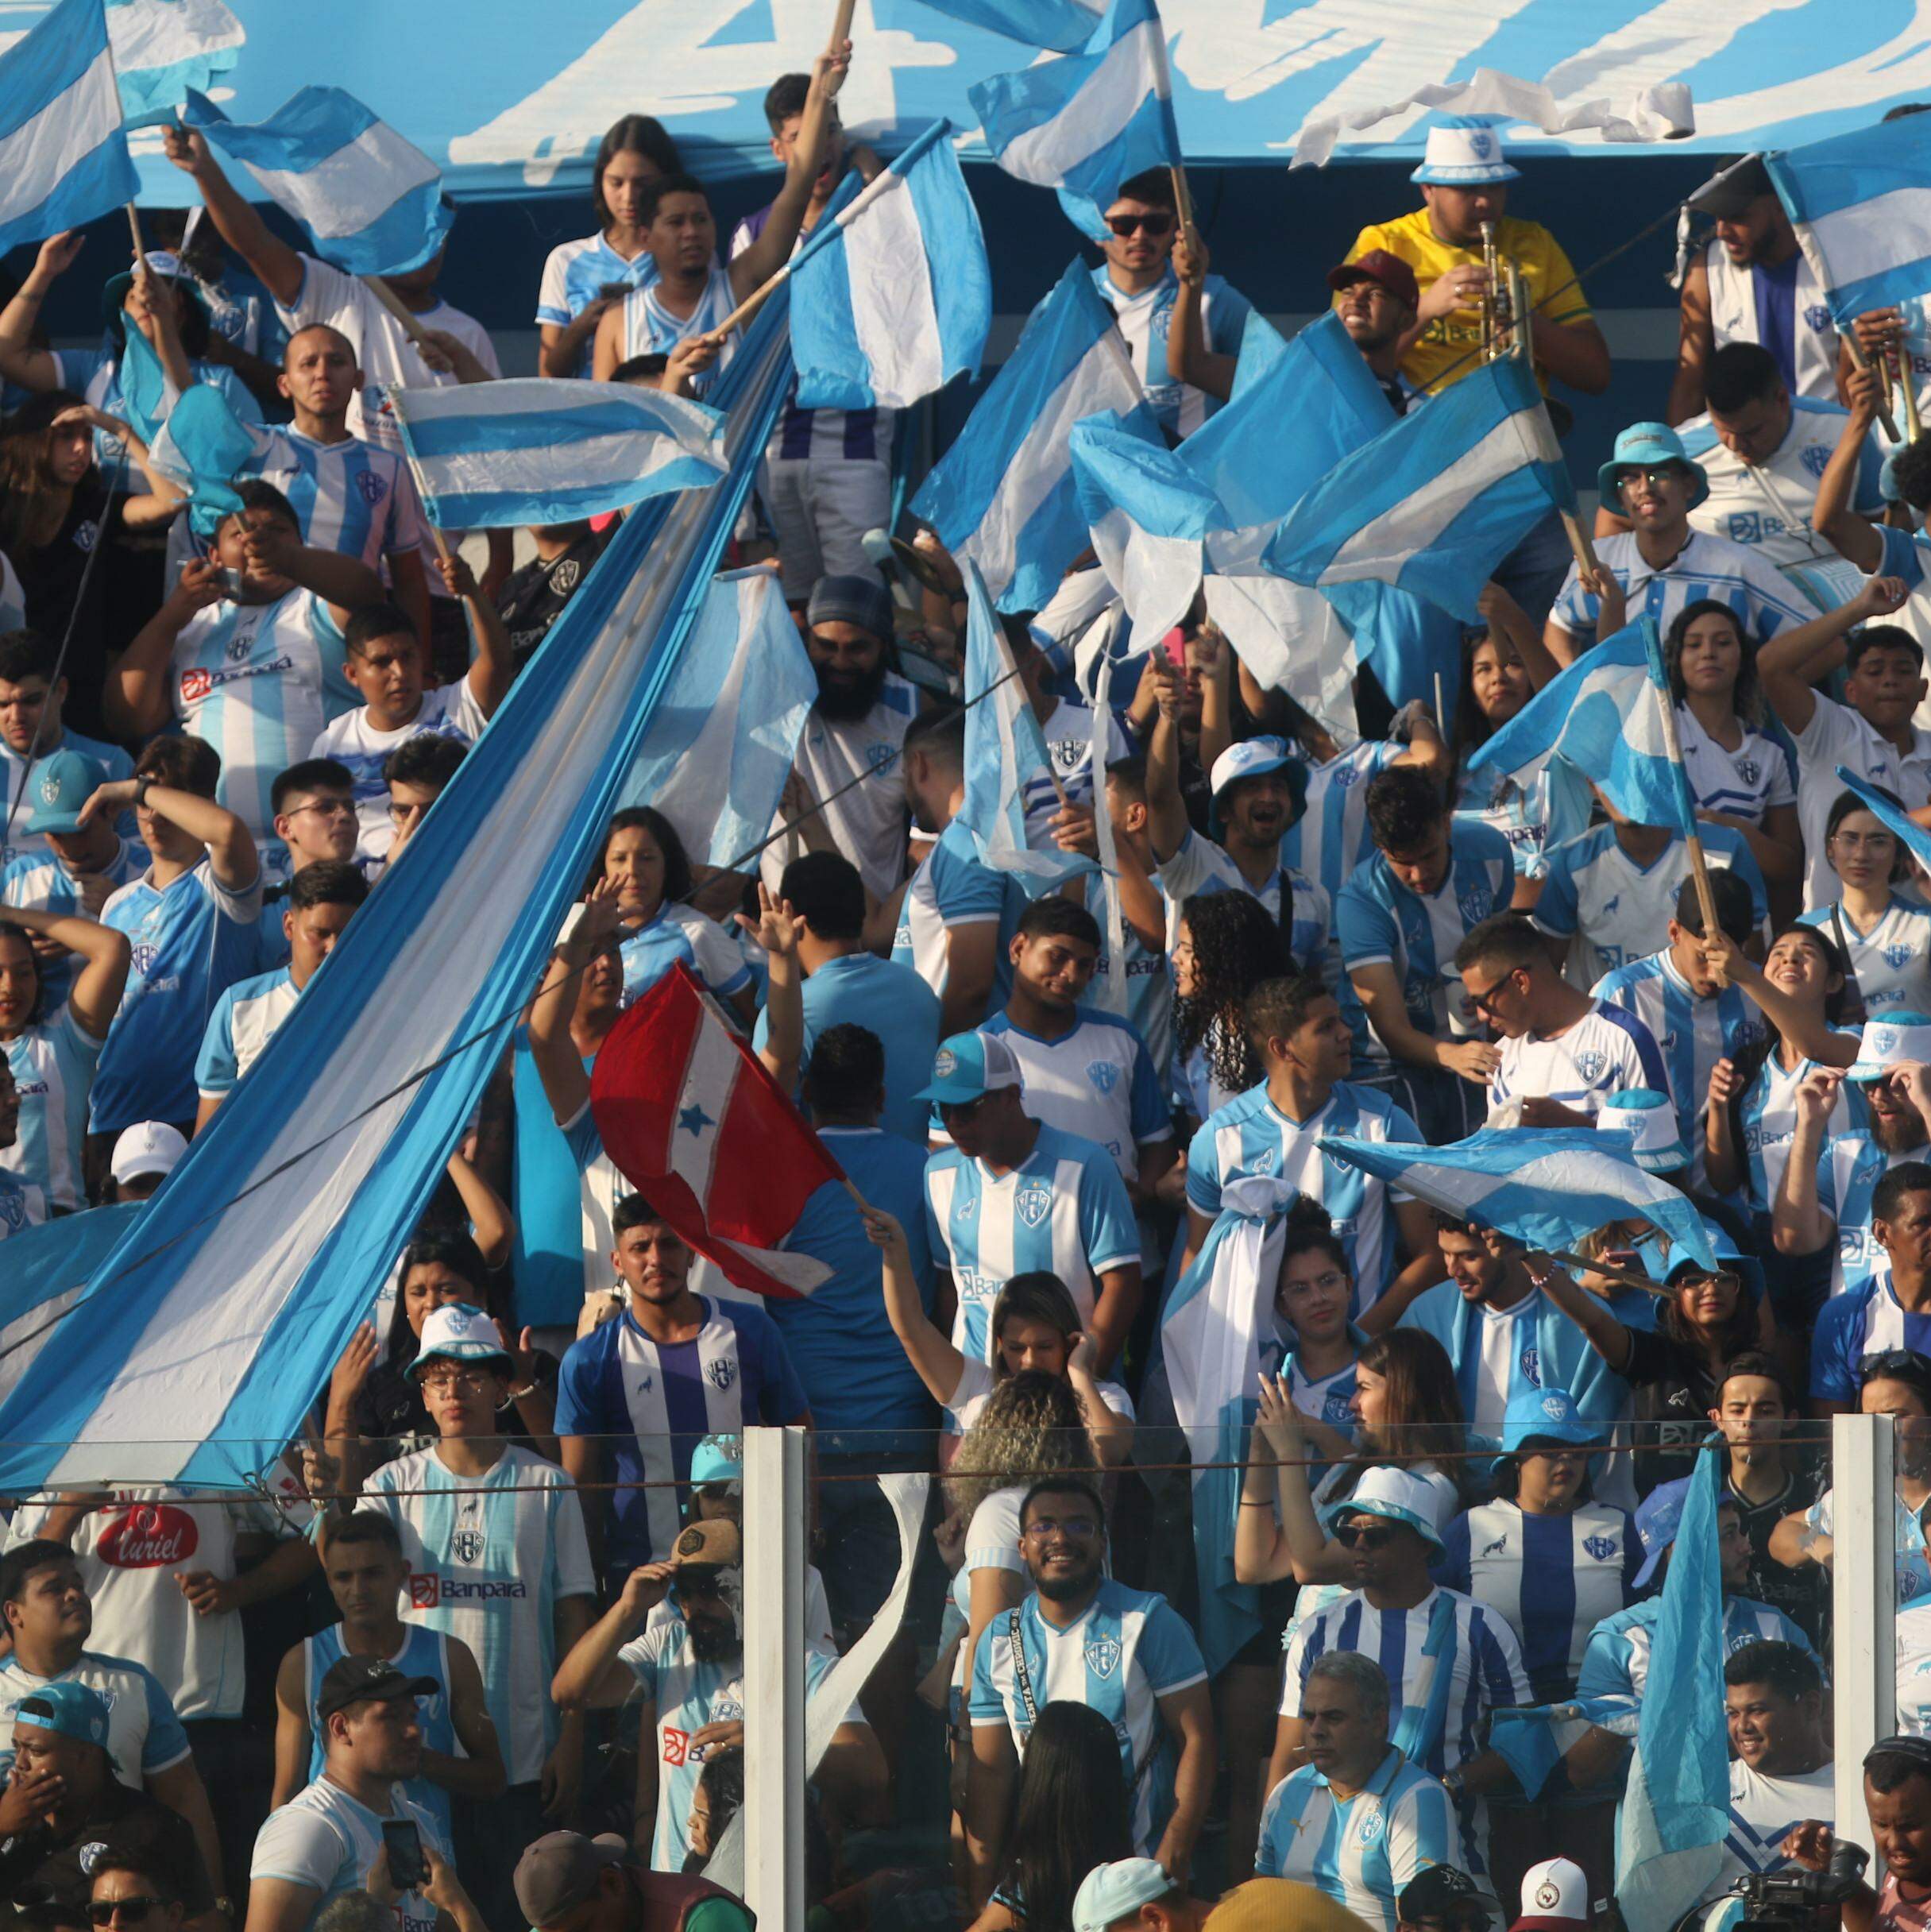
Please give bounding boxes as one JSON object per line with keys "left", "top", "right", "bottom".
{"left": 133, "top": 778, "right": 152, "bottom": 809}
{"left": 1238, "top": 1497, "right": 1273, "bottom": 1509}
{"left": 505, "top": 1381, "right": 537, "bottom": 1401}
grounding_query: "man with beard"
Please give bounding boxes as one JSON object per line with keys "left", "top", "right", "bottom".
{"left": 965, "top": 1479, "right": 1213, "bottom": 1908}
{"left": 1328, "top": 249, "right": 1424, "bottom": 416}
{"left": 1774, "top": 1022, "right": 1931, "bottom": 1311}
{"left": 550, "top": 1518, "right": 882, "bottom": 1875}
{"left": 759, "top": 574, "right": 917, "bottom": 905}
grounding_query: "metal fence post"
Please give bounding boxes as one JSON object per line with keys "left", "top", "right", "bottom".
{"left": 1832, "top": 1409, "right": 1895, "bottom": 1853}
{"left": 742, "top": 1424, "right": 807, "bottom": 1927}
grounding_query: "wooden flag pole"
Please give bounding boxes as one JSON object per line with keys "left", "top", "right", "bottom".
{"left": 1843, "top": 328, "right": 1904, "bottom": 442}
{"left": 125, "top": 204, "right": 147, "bottom": 265}
{"left": 1168, "top": 162, "right": 1201, "bottom": 260}
{"left": 1650, "top": 666, "right": 1726, "bottom": 960}
{"left": 361, "top": 271, "right": 438, "bottom": 350}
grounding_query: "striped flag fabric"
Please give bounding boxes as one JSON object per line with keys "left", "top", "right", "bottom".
{"left": 1263, "top": 351, "right": 1574, "bottom": 622}
{"left": 380, "top": 377, "right": 728, "bottom": 528}
{"left": 790, "top": 120, "right": 991, "bottom": 412}
{"left": 1319, "top": 1126, "right": 1717, "bottom": 1267}
{"left": 910, "top": 260, "right": 1161, "bottom": 612}
{"left": 0, "top": 0, "right": 139, "bottom": 255}
{"left": 148, "top": 377, "right": 273, "bottom": 532}
{"left": 589, "top": 964, "right": 846, "bottom": 1300}
{"left": 1467, "top": 618, "right": 1699, "bottom": 837}
{"left": 105, "top": 0, "right": 242, "bottom": 125}
{"left": 1767, "top": 110, "right": 1931, "bottom": 327}
{"left": 1832, "top": 766, "right": 1931, "bottom": 871}
{"left": 182, "top": 85, "right": 452, "bottom": 276}
{"left": 913, "top": 0, "right": 1103, "bottom": 52}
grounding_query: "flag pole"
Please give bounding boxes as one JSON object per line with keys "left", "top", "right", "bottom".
{"left": 125, "top": 204, "right": 146, "bottom": 264}
{"left": 1649, "top": 655, "right": 1726, "bottom": 964}
{"left": 1903, "top": 345, "right": 1923, "bottom": 444}
{"left": 1844, "top": 330, "right": 1904, "bottom": 443}
{"left": 377, "top": 385, "right": 457, "bottom": 568}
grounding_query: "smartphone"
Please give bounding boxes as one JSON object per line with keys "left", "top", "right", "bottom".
{"left": 218, "top": 566, "right": 246, "bottom": 597}
{"left": 381, "top": 1818, "right": 427, "bottom": 1891}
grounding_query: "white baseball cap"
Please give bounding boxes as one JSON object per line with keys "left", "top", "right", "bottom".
{"left": 1208, "top": 735, "right": 1295, "bottom": 805}
{"left": 1512, "top": 1857, "right": 1589, "bottom": 1932}
{"left": 109, "top": 1122, "right": 187, "bottom": 1188}
{"left": 1848, "top": 1011, "right": 1931, "bottom": 1083}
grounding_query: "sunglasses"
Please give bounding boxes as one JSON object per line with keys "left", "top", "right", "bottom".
{"left": 1863, "top": 1348, "right": 1931, "bottom": 1381}
{"left": 1464, "top": 967, "right": 1524, "bottom": 1017}
{"left": 1334, "top": 1520, "right": 1398, "bottom": 1551}
{"left": 89, "top": 1905, "right": 165, "bottom": 1927}
{"left": 1106, "top": 211, "right": 1174, "bottom": 238}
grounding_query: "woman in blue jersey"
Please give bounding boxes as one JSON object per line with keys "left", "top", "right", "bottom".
{"left": 535, "top": 116, "right": 683, "bottom": 377}
{"left": 1451, "top": 592, "right": 1563, "bottom": 887}
{"left": 1663, "top": 600, "right": 1801, "bottom": 892}
{"left": 594, "top": 810, "right": 755, "bottom": 1024}
{"left": 1798, "top": 788, "right": 1931, "bottom": 1023}
{"left": 1172, "top": 891, "right": 1293, "bottom": 1129}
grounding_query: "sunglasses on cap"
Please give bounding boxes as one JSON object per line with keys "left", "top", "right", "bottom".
{"left": 1862, "top": 1347, "right": 1931, "bottom": 1383}
{"left": 1106, "top": 211, "right": 1175, "bottom": 238}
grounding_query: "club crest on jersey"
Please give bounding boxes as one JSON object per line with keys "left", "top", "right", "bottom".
{"left": 1331, "top": 763, "right": 1361, "bottom": 789}
{"left": 1736, "top": 759, "right": 1760, "bottom": 785}
{"left": 551, "top": 558, "right": 581, "bottom": 593}
{"left": 356, "top": 469, "right": 388, "bottom": 505}
{"left": 37, "top": 771, "right": 60, "bottom": 803}
{"left": 226, "top": 634, "right": 253, "bottom": 663}
{"left": 1015, "top": 1182, "right": 1053, "bottom": 1229}
{"left": 1087, "top": 1061, "right": 1119, "bottom": 1094}
{"left": 705, "top": 1357, "right": 737, "bottom": 1392}
{"left": 1356, "top": 1806, "right": 1386, "bottom": 1846}
{"left": 1573, "top": 1049, "right": 1606, "bottom": 1084}
{"left": 1805, "top": 304, "right": 1833, "bottom": 336}
{"left": 1084, "top": 1635, "right": 1121, "bottom": 1679}
{"left": 1457, "top": 885, "right": 1493, "bottom": 925}
{"left": 1584, "top": 1535, "right": 1618, "bottom": 1561}
{"left": 867, "top": 740, "right": 897, "bottom": 771}
{"left": 1887, "top": 945, "right": 1918, "bottom": 970}
{"left": 450, "top": 1528, "right": 485, "bottom": 1565}
{"left": 1520, "top": 1347, "right": 1541, "bottom": 1386}
{"left": 129, "top": 942, "right": 157, "bottom": 978}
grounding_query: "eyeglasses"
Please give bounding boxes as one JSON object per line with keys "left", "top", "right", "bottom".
{"left": 1678, "top": 1271, "right": 1741, "bottom": 1296}
{"left": 1463, "top": 967, "right": 1524, "bottom": 1017}
{"left": 1106, "top": 211, "right": 1175, "bottom": 238}
{"left": 418, "top": 1367, "right": 494, "bottom": 1393}
{"left": 1333, "top": 1520, "right": 1398, "bottom": 1550}
{"left": 1618, "top": 466, "right": 1686, "bottom": 492}
{"left": 1021, "top": 1516, "right": 1099, "bottom": 1541}
{"left": 285, "top": 798, "right": 356, "bottom": 821}
{"left": 1285, "top": 1270, "right": 1348, "bottom": 1297}
{"left": 88, "top": 1903, "right": 165, "bottom": 1926}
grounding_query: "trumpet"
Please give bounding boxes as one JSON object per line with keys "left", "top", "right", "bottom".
{"left": 1478, "top": 221, "right": 1525, "bottom": 363}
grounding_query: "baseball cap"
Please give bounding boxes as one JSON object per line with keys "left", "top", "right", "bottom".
{"left": 1598, "top": 1089, "right": 1690, "bottom": 1175}
{"left": 408, "top": 1301, "right": 512, "bottom": 1380}
{"left": 315, "top": 1656, "right": 439, "bottom": 1721}
{"left": 914, "top": 1030, "right": 1024, "bottom": 1106}
{"left": 1402, "top": 1865, "right": 1502, "bottom": 1926}
{"left": 807, "top": 572, "right": 894, "bottom": 643}
{"left": 1206, "top": 1880, "right": 1373, "bottom": 1932}
{"left": 1512, "top": 1857, "right": 1589, "bottom": 1932}
{"left": 514, "top": 1832, "right": 631, "bottom": 1926}
{"left": 671, "top": 1517, "right": 742, "bottom": 1571}
{"left": 1848, "top": 1010, "right": 1931, "bottom": 1082}
{"left": 689, "top": 1434, "right": 743, "bottom": 1489}
{"left": 14, "top": 1681, "right": 114, "bottom": 1755}
{"left": 1411, "top": 118, "right": 1520, "bottom": 187}
{"left": 1328, "top": 249, "right": 1420, "bottom": 311}
{"left": 1073, "top": 1858, "right": 1175, "bottom": 1930}
{"left": 109, "top": 1121, "right": 188, "bottom": 1188}
{"left": 1597, "top": 422, "right": 1710, "bottom": 512}
{"left": 1502, "top": 1385, "right": 1603, "bottom": 1453}
{"left": 1321, "top": 1464, "right": 1446, "bottom": 1554}
{"left": 23, "top": 750, "right": 106, "bottom": 836}
{"left": 1209, "top": 735, "right": 1294, "bottom": 806}
{"left": 1632, "top": 1474, "right": 1709, "bottom": 1590}
{"left": 1689, "top": 155, "right": 1773, "bottom": 221}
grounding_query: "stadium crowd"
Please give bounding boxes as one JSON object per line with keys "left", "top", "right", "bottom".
{"left": 12, "top": 33, "right": 1931, "bottom": 1932}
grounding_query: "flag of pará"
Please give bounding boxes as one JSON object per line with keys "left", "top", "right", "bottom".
{"left": 182, "top": 86, "right": 452, "bottom": 276}
{"left": 1767, "top": 111, "right": 1931, "bottom": 328}
{"left": 1263, "top": 352, "right": 1574, "bottom": 624}
{"left": 105, "top": 0, "right": 243, "bottom": 126}
{"left": 1466, "top": 618, "right": 1698, "bottom": 840}
{"left": 1318, "top": 1126, "right": 1717, "bottom": 1268}
{"left": 956, "top": 558, "right": 1099, "bottom": 889}
{"left": 790, "top": 121, "right": 991, "bottom": 413}
{"left": 969, "top": 0, "right": 1180, "bottom": 236}
{"left": 910, "top": 261, "right": 1161, "bottom": 612}
{"left": 589, "top": 963, "right": 848, "bottom": 1300}
{"left": 914, "top": 0, "right": 1103, "bottom": 53}
{"left": 379, "top": 378, "right": 727, "bottom": 529}
{"left": 0, "top": 0, "right": 139, "bottom": 256}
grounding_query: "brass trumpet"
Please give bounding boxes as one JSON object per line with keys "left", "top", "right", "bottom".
{"left": 1478, "top": 220, "right": 1526, "bottom": 362}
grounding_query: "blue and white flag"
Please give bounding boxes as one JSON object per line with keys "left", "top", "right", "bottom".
{"left": 182, "top": 86, "right": 452, "bottom": 276}
{"left": 969, "top": 0, "right": 1180, "bottom": 235}
{"left": 380, "top": 377, "right": 727, "bottom": 529}
{"left": 0, "top": 0, "right": 138, "bottom": 256}
{"left": 910, "top": 261, "right": 1161, "bottom": 612}
{"left": 149, "top": 379, "right": 272, "bottom": 534}
{"left": 0, "top": 298, "right": 800, "bottom": 1491}
{"left": 1617, "top": 1447, "right": 1728, "bottom": 1931}
{"left": 1318, "top": 1126, "right": 1717, "bottom": 1268}
{"left": 957, "top": 559, "right": 1098, "bottom": 887}
{"left": 1833, "top": 766, "right": 1931, "bottom": 873}
{"left": 1263, "top": 352, "right": 1573, "bottom": 623}
{"left": 790, "top": 120, "right": 991, "bottom": 412}
{"left": 1767, "top": 112, "right": 1931, "bottom": 328}
{"left": 118, "top": 319, "right": 180, "bottom": 449}
{"left": 1467, "top": 618, "right": 1697, "bottom": 837}
{"left": 620, "top": 567, "right": 818, "bottom": 871}
{"left": 1492, "top": 1694, "right": 1645, "bottom": 1804}
{"left": 913, "top": 0, "right": 1104, "bottom": 53}
{"left": 105, "top": 0, "right": 242, "bottom": 126}
{"left": 0, "top": 1204, "right": 143, "bottom": 1415}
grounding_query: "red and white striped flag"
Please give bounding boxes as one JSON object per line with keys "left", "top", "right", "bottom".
{"left": 589, "top": 963, "right": 848, "bottom": 1298}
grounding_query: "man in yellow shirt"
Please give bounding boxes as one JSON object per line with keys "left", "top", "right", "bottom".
{"left": 1345, "top": 118, "right": 1611, "bottom": 624}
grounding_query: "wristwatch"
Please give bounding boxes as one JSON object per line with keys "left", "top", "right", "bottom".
{"left": 133, "top": 778, "right": 153, "bottom": 809}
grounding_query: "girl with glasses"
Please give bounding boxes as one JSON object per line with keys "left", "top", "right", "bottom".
{"left": 1797, "top": 786, "right": 1931, "bottom": 1025}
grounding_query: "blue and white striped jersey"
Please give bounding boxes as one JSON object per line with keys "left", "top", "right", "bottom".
{"left": 1592, "top": 949, "right": 1769, "bottom": 1190}
{"left": 1551, "top": 529, "right": 1813, "bottom": 655}
{"left": 1486, "top": 1000, "right": 1666, "bottom": 1121}
{"left": 0, "top": 1648, "right": 190, "bottom": 1787}
{"left": 1336, "top": 821, "right": 1513, "bottom": 1063}
{"left": 1156, "top": 829, "right": 1331, "bottom": 976}
{"left": 1083, "top": 871, "right": 1174, "bottom": 1088}
{"left": 1812, "top": 1132, "right": 1921, "bottom": 1302}
{"left": 360, "top": 1445, "right": 595, "bottom": 1787}
{"left": 925, "top": 1122, "right": 1140, "bottom": 1363}
{"left": 2, "top": 1005, "right": 103, "bottom": 1211}
{"left": 535, "top": 233, "right": 658, "bottom": 364}
{"left": 251, "top": 1778, "right": 446, "bottom": 1932}
{"left": 1436, "top": 1501, "right": 1640, "bottom": 1701}
{"left": 0, "top": 727, "right": 134, "bottom": 870}
{"left": 1577, "top": 1596, "right": 1818, "bottom": 1708}
{"left": 617, "top": 265, "right": 738, "bottom": 397}
{"left": 1736, "top": 1047, "right": 1867, "bottom": 1215}
{"left": 300, "top": 1625, "right": 459, "bottom": 1841}
{"left": 969, "top": 1579, "right": 1208, "bottom": 1855}
{"left": 892, "top": 820, "right": 1024, "bottom": 1020}
{"left": 1187, "top": 1081, "right": 1422, "bottom": 1321}
{"left": 1, "top": 835, "right": 145, "bottom": 1012}
{"left": 195, "top": 964, "right": 300, "bottom": 1096}
{"left": 1089, "top": 263, "right": 1251, "bottom": 439}
{"left": 51, "top": 346, "right": 261, "bottom": 458}
{"left": 311, "top": 678, "right": 487, "bottom": 862}
{"left": 1255, "top": 1748, "right": 1457, "bottom": 1932}
{"left": 169, "top": 589, "right": 357, "bottom": 841}
{"left": 1454, "top": 764, "right": 1558, "bottom": 883}
{"left": 620, "top": 905, "right": 752, "bottom": 1008}
{"left": 932, "top": 1008, "right": 1171, "bottom": 1182}
{"left": 1798, "top": 899, "right": 1931, "bottom": 1020}
{"left": 1533, "top": 821, "right": 1768, "bottom": 991}
{"left": 1703, "top": 1760, "right": 1836, "bottom": 1905}
{"left": 1280, "top": 740, "right": 1408, "bottom": 910}
{"left": 1674, "top": 704, "right": 1796, "bottom": 826}
{"left": 93, "top": 858, "right": 265, "bottom": 1134}
{"left": 1812, "top": 1269, "right": 1931, "bottom": 1407}
{"left": 1804, "top": 1483, "right": 1931, "bottom": 1606}
{"left": 249, "top": 427, "right": 427, "bottom": 574}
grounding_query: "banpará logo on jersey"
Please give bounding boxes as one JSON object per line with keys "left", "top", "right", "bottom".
{"left": 1520, "top": 1347, "right": 1541, "bottom": 1387}
{"left": 356, "top": 469, "right": 389, "bottom": 505}
{"left": 1573, "top": 1049, "right": 1606, "bottom": 1084}
{"left": 1087, "top": 1061, "right": 1119, "bottom": 1094}
{"left": 705, "top": 1357, "right": 737, "bottom": 1393}
{"left": 1725, "top": 512, "right": 1767, "bottom": 544}
{"left": 411, "top": 1571, "right": 525, "bottom": 1605}
{"left": 179, "top": 654, "right": 297, "bottom": 705}
{"left": 450, "top": 1528, "right": 485, "bottom": 1565}
{"left": 1584, "top": 1534, "right": 1619, "bottom": 1561}
{"left": 1084, "top": 1635, "right": 1121, "bottom": 1679}
{"left": 1015, "top": 1182, "right": 1053, "bottom": 1230}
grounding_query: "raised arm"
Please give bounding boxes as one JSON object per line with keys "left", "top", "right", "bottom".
{"left": 527, "top": 883, "right": 624, "bottom": 1127}
{"left": 243, "top": 519, "right": 387, "bottom": 623}
{"left": 1666, "top": 257, "right": 1714, "bottom": 427}
{"left": 1814, "top": 366, "right": 1887, "bottom": 573}
{"left": 435, "top": 550, "right": 516, "bottom": 718}
{"left": 161, "top": 126, "right": 305, "bottom": 308}
{"left": 1144, "top": 658, "right": 1192, "bottom": 864}
{"left": 80, "top": 773, "right": 257, "bottom": 893}
{"left": 1755, "top": 574, "right": 1907, "bottom": 737}
{"left": 1522, "top": 1252, "right": 1635, "bottom": 1372}
{"left": 1167, "top": 231, "right": 1236, "bottom": 402}
{"left": 0, "top": 233, "right": 82, "bottom": 392}
{"left": 106, "top": 561, "right": 227, "bottom": 740}
{"left": 728, "top": 45, "right": 851, "bottom": 300}
{"left": 550, "top": 1562, "right": 673, "bottom": 1710}
{"left": 862, "top": 1206, "right": 966, "bottom": 1405}
{"left": 0, "top": 904, "right": 128, "bottom": 1039}
{"left": 740, "top": 886, "right": 806, "bottom": 1088}
{"left": 1770, "top": 1068, "right": 1841, "bottom": 1257}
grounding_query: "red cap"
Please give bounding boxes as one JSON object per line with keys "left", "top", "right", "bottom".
{"left": 1328, "top": 249, "right": 1420, "bottom": 311}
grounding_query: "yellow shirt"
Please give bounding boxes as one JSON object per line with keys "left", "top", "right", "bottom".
{"left": 1345, "top": 207, "right": 1593, "bottom": 395}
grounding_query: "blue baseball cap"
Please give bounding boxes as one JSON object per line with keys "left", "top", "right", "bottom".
{"left": 15, "top": 1680, "right": 115, "bottom": 1760}
{"left": 689, "top": 1435, "right": 743, "bottom": 1488}
{"left": 914, "top": 1030, "right": 1024, "bottom": 1106}
{"left": 1657, "top": 1219, "right": 1764, "bottom": 1304}
{"left": 1848, "top": 1012, "right": 1931, "bottom": 1082}
{"left": 1632, "top": 1474, "right": 1709, "bottom": 1590}
{"left": 1502, "top": 1385, "right": 1603, "bottom": 1453}
{"left": 409, "top": 1301, "right": 512, "bottom": 1379}
{"left": 1073, "top": 1860, "right": 1175, "bottom": 1931}
{"left": 1597, "top": 423, "right": 1709, "bottom": 512}
{"left": 24, "top": 749, "right": 107, "bottom": 837}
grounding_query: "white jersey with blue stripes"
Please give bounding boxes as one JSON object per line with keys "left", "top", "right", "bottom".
{"left": 1894, "top": 1601, "right": 1931, "bottom": 1735}
{"left": 1813, "top": 1131, "right": 1921, "bottom": 1301}
{"left": 1738, "top": 1045, "right": 1866, "bottom": 1215}
{"left": 2, "top": 836, "right": 145, "bottom": 1012}
{"left": 1702, "top": 1760, "right": 1836, "bottom": 1905}
{"left": 1673, "top": 704, "right": 1795, "bottom": 826}
{"left": 1577, "top": 1596, "right": 1818, "bottom": 1707}
{"left": 249, "top": 427, "right": 427, "bottom": 574}
{"left": 0, "top": 1170, "right": 45, "bottom": 1238}
{"left": 310, "top": 678, "right": 488, "bottom": 862}
{"left": 1280, "top": 740, "right": 1407, "bottom": 910}
{"left": 1255, "top": 1748, "right": 1458, "bottom": 1932}
{"left": 1486, "top": 999, "right": 1667, "bottom": 1121}
{"left": 1156, "top": 829, "right": 1332, "bottom": 976}
{"left": 618, "top": 265, "right": 738, "bottom": 396}
{"left": 1551, "top": 529, "right": 1813, "bottom": 655}
{"left": 1798, "top": 899, "right": 1931, "bottom": 1020}
{"left": 2, "top": 1005, "right": 102, "bottom": 1211}
{"left": 1789, "top": 673, "right": 1931, "bottom": 910}
{"left": 195, "top": 965, "right": 300, "bottom": 1097}
{"left": 535, "top": 232, "right": 658, "bottom": 371}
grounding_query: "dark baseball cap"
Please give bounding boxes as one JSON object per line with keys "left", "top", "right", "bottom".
{"left": 315, "top": 1656, "right": 439, "bottom": 1721}
{"left": 1328, "top": 249, "right": 1420, "bottom": 311}
{"left": 1402, "top": 1866, "right": 1501, "bottom": 1925}
{"left": 515, "top": 1832, "right": 631, "bottom": 1925}
{"left": 1690, "top": 155, "right": 1774, "bottom": 220}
